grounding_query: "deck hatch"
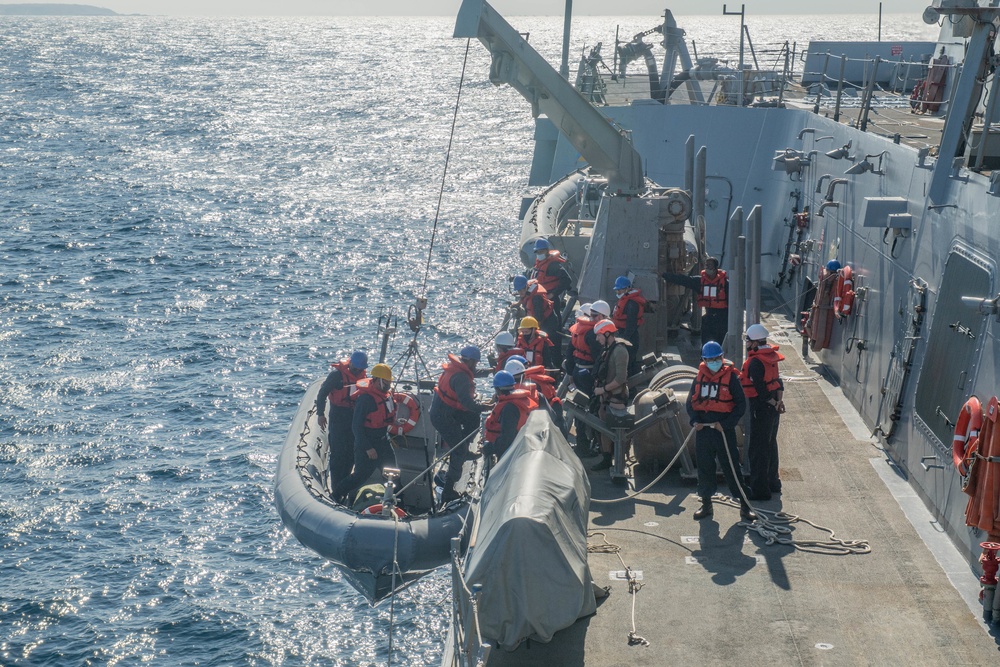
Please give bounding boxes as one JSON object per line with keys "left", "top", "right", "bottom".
{"left": 914, "top": 252, "right": 991, "bottom": 449}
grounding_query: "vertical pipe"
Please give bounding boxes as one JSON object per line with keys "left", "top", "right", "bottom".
{"left": 860, "top": 55, "right": 881, "bottom": 132}
{"left": 777, "top": 41, "right": 789, "bottom": 108}
{"left": 692, "top": 146, "right": 707, "bottom": 336}
{"left": 734, "top": 234, "right": 747, "bottom": 369}
{"left": 726, "top": 208, "right": 744, "bottom": 364}
{"left": 834, "top": 54, "right": 847, "bottom": 122}
{"left": 560, "top": 0, "right": 573, "bottom": 79}
{"left": 813, "top": 52, "right": 830, "bottom": 114}
{"left": 685, "top": 135, "right": 695, "bottom": 195}
{"left": 748, "top": 206, "right": 762, "bottom": 327}
{"left": 738, "top": 5, "right": 746, "bottom": 107}
{"left": 878, "top": 2, "right": 882, "bottom": 43}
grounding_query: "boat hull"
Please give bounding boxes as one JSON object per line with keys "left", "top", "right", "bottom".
{"left": 274, "top": 379, "right": 473, "bottom": 605}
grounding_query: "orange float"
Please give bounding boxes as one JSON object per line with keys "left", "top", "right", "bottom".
{"left": 389, "top": 392, "right": 421, "bottom": 436}
{"left": 954, "top": 396, "right": 984, "bottom": 473}
{"left": 833, "top": 265, "right": 856, "bottom": 318}
{"left": 360, "top": 504, "right": 407, "bottom": 518}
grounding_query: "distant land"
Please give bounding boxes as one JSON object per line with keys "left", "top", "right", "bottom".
{"left": 0, "top": 3, "right": 116, "bottom": 15}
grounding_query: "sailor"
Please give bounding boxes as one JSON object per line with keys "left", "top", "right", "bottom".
{"left": 505, "top": 358, "right": 567, "bottom": 437}
{"left": 662, "top": 256, "right": 729, "bottom": 346}
{"left": 316, "top": 350, "right": 368, "bottom": 489}
{"left": 566, "top": 303, "right": 597, "bottom": 453}
{"left": 686, "top": 341, "right": 755, "bottom": 522}
{"left": 482, "top": 371, "right": 539, "bottom": 461}
{"left": 515, "top": 316, "right": 556, "bottom": 370}
{"left": 430, "top": 345, "right": 491, "bottom": 504}
{"left": 740, "top": 324, "right": 786, "bottom": 501}
{"left": 528, "top": 238, "right": 573, "bottom": 317}
{"left": 333, "top": 363, "right": 397, "bottom": 503}
{"left": 490, "top": 330, "right": 524, "bottom": 373}
{"left": 590, "top": 320, "right": 631, "bottom": 472}
{"left": 512, "top": 275, "right": 561, "bottom": 358}
{"left": 611, "top": 275, "right": 647, "bottom": 375}
{"left": 565, "top": 302, "right": 594, "bottom": 376}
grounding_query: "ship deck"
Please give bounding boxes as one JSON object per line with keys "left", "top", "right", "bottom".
{"left": 485, "top": 298, "right": 1000, "bottom": 666}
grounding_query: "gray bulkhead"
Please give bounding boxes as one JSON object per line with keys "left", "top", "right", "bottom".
{"left": 540, "top": 98, "right": 1000, "bottom": 561}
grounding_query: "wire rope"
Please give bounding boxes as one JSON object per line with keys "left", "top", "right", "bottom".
{"left": 420, "top": 39, "right": 472, "bottom": 297}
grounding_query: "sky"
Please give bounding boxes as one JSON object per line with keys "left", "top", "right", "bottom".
{"left": 22, "top": 1, "right": 934, "bottom": 17}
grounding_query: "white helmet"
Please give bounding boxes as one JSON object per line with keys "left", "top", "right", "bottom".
{"left": 495, "top": 331, "right": 515, "bottom": 347}
{"left": 745, "top": 323, "right": 769, "bottom": 341}
{"left": 503, "top": 359, "right": 526, "bottom": 377}
{"left": 591, "top": 300, "right": 611, "bottom": 318}
{"left": 577, "top": 302, "right": 593, "bottom": 318}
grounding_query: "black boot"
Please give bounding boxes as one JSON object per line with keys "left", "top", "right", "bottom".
{"left": 740, "top": 501, "right": 757, "bottom": 522}
{"left": 590, "top": 452, "right": 613, "bottom": 471}
{"left": 693, "top": 497, "right": 713, "bottom": 520}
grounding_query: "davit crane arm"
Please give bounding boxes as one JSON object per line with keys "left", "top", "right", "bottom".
{"left": 454, "top": 0, "right": 645, "bottom": 195}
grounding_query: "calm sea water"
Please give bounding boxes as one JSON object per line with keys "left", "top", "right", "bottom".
{"left": 0, "top": 12, "right": 935, "bottom": 666}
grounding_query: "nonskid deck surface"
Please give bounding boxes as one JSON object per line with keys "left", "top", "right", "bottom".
{"left": 486, "top": 308, "right": 1000, "bottom": 666}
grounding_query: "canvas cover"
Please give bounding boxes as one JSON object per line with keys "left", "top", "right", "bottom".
{"left": 463, "top": 409, "right": 596, "bottom": 650}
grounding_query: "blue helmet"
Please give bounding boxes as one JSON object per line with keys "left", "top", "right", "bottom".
{"left": 508, "top": 355, "right": 528, "bottom": 366}
{"left": 826, "top": 259, "right": 842, "bottom": 272}
{"left": 614, "top": 276, "right": 631, "bottom": 291}
{"left": 349, "top": 350, "right": 368, "bottom": 370}
{"left": 533, "top": 238, "right": 550, "bottom": 251}
{"left": 493, "top": 371, "right": 516, "bottom": 388}
{"left": 460, "top": 345, "right": 481, "bottom": 362}
{"left": 512, "top": 275, "right": 528, "bottom": 291}
{"left": 701, "top": 341, "right": 724, "bottom": 359}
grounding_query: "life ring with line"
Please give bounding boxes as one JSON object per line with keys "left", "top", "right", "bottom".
{"left": 359, "top": 504, "right": 406, "bottom": 518}
{"left": 833, "top": 265, "right": 856, "bottom": 318}
{"left": 389, "top": 392, "right": 421, "bottom": 436}
{"left": 953, "top": 396, "right": 983, "bottom": 475}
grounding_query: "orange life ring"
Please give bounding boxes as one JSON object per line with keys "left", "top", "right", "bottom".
{"left": 359, "top": 504, "right": 406, "bottom": 518}
{"left": 389, "top": 392, "right": 420, "bottom": 436}
{"left": 953, "top": 396, "right": 984, "bottom": 473}
{"left": 833, "top": 265, "right": 856, "bottom": 318}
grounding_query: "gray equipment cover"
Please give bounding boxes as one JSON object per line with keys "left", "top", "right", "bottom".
{"left": 464, "top": 410, "right": 596, "bottom": 650}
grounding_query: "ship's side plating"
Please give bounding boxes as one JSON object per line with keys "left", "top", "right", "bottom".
{"left": 464, "top": 1, "right": 1000, "bottom": 567}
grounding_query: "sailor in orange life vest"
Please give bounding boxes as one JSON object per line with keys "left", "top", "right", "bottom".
{"left": 741, "top": 324, "right": 786, "bottom": 501}
{"left": 333, "top": 363, "right": 397, "bottom": 504}
{"left": 316, "top": 350, "right": 368, "bottom": 489}
{"left": 685, "top": 341, "right": 756, "bottom": 522}
{"left": 490, "top": 331, "right": 524, "bottom": 373}
{"left": 590, "top": 320, "right": 632, "bottom": 471}
{"left": 512, "top": 275, "right": 562, "bottom": 367}
{"left": 504, "top": 358, "right": 568, "bottom": 437}
{"left": 528, "top": 238, "right": 573, "bottom": 318}
{"left": 481, "top": 370, "right": 539, "bottom": 462}
{"left": 662, "top": 256, "right": 729, "bottom": 346}
{"left": 515, "top": 316, "right": 556, "bottom": 370}
{"left": 611, "top": 275, "right": 647, "bottom": 375}
{"left": 429, "top": 345, "right": 492, "bottom": 504}
{"left": 567, "top": 302, "right": 610, "bottom": 455}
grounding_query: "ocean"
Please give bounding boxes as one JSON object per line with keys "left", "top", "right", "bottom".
{"left": 0, "top": 12, "right": 936, "bottom": 666}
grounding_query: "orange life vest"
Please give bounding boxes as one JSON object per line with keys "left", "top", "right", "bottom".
{"left": 690, "top": 362, "right": 738, "bottom": 413}
{"left": 523, "top": 365, "right": 562, "bottom": 407}
{"left": 495, "top": 346, "right": 527, "bottom": 373}
{"left": 434, "top": 354, "right": 475, "bottom": 412}
{"left": 569, "top": 316, "right": 597, "bottom": 363}
{"left": 519, "top": 280, "right": 554, "bottom": 321}
{"left": 612, "top": 288, "right": 647, "bottom": 329}
{"left": 740, "top": 346, "right": 785, "bottom": 399}
{"left": 516, "top": 330, "right": 553, "bottom": 367}
{"left": 328, "top": 359, "right": 367, "bottom": 409}
{"left": 483, "top": 389, "right": 539, "bottom": 445}
{"left": 529, "top": 250, "right": 567, "bottom": 293}
{"left": 696, "top": 270, "right": 728, "bottom": 310}
{"left": 350, "top": 379, "right": 396, "bottom": 429}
